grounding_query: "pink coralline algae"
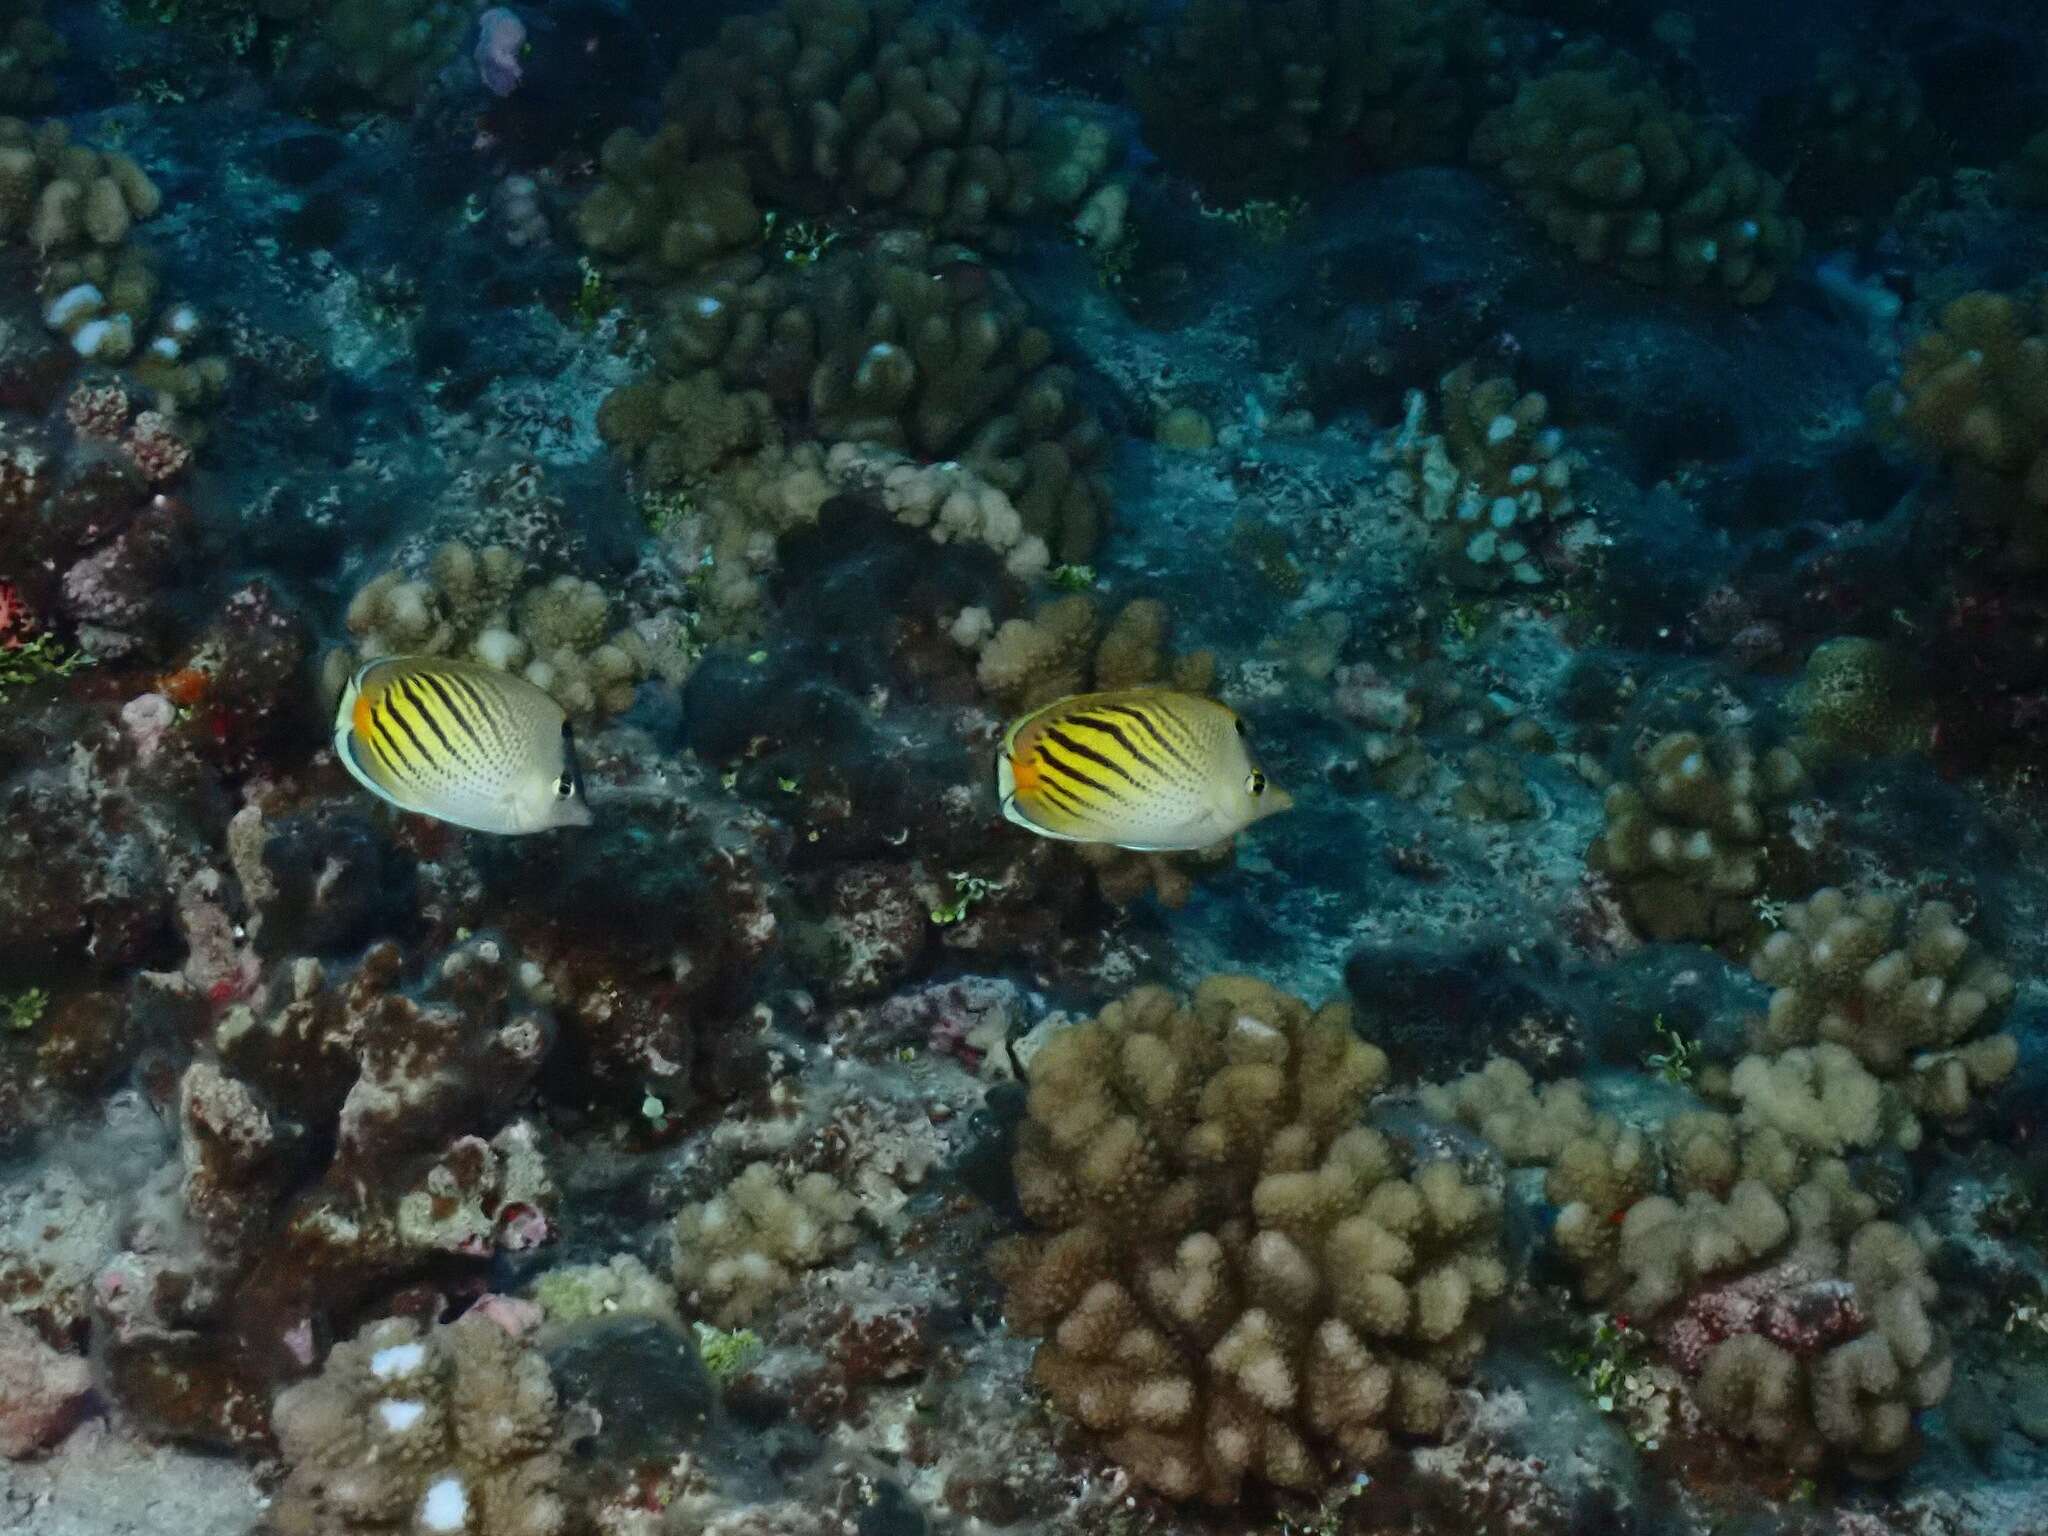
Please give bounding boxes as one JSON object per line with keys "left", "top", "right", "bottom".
{"left": 475, "top": 7, "right": 527, "bottom": 96}
{"left": 1657, "top": 1260, "right": 1867, "bottom": 1376}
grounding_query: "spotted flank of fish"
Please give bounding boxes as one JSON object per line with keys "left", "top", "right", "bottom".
{"left": 996, "top": 689, "right": 1292, "bottom": 852}
{"left": 335, "top": 656, "right": 593, "bottom": 835}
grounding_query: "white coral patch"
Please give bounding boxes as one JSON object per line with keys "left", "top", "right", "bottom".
{"left": 369, "top": 1341, "right": 427, "bottom": 1379}
{"left": 419, "top": 1475, "right": 469, "bottom": 1531}
{"left": 377, "top": 1399, "right": 426, "bottom": 1432}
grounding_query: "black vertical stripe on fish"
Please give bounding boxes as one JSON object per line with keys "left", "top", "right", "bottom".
{"left": 395, "top": 677, "right": 463, "bottom": 765}
{"left": 1043, "top": 725, "right": 1144, "bottom": 788}
{"left": 418, "top": 671, "right": 489, "bottom": 757}
{"left": 1035, "top": 741, "right": 1126, "bottom": 803}
{"left": 1061, "top": 713, "right": 1165, "bottom": 777}
{"left": 1036, "top": 777, "right": 1089, "bottom": 816}
{"left": 447, "top": 671, "right": 513, "bottom": 753}
{"left": 1152, "top": 698, "right": 1208, "bottom": 757}
{"left": 362, "top": 725, "right": 407, "bottom": 779}
{"left": 375, "top": 695, "right": 431, "bottom": 774}
{"left": 1098, "top": 702, "right": 1198, "bottom": 770}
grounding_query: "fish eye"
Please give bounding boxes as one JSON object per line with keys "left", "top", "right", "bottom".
{"left": 1233, "top": 717, "right": 1248, "bottom": 737}
{"left": 556, "top": 775, "right": 575, "bottom": 798}
{"left": 1247, "top": 770, "right": 1267, "bottom": 796}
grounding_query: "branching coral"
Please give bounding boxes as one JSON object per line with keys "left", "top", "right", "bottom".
{"left": 269, "top": 1313, "right": 571, "bottom": 1536}
{"left": 1135, "top": 0, "right": 1512, "bottom": 201}
{"left": 1585, "top": 731, "right": 1807, "bottom": 946}
{"left": 1378, "top": 360, "right": 1591, "bottom": 588}
{"left": 1470, "top": 67, "right": 1803, "bottom": 304}
{"left": 1883, "top": 289, "right": 2048, "bottom": 561}
{"left": 1770, "top": 51, "right": 1937, "bottom": 239}
{"left": 328, "top": 540, "right": 673, "bottom": 720}
{"left": 599, "top": 239, "right": 1111, "bottom": 563}
{"left": 671, "top": 1162, "right": 861, "bottom": 1327}
{"left": 1737, "top": 887, "right": 2018, "bottom": 1146}
{"left": 993, "top": 977, "right": 1505, "bottom": 1503}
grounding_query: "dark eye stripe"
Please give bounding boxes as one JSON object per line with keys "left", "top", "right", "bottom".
{"left": 1061, "top": 713, "right": 1165, "bottom": 777}
{"left": 1043, "top": 725, "right": 1144, "bottom": 789}
{"left": 1036, "top": 741, "right": 1124, "bottom": 803}
{"left": 1097, "top": 702, "right": 1194, "bottom": 768}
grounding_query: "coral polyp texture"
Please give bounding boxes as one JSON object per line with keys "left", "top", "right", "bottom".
{"left": 1586, "top": 731, "right": 1808, "bottom": 947}
{"left": 1884, "top": 289, "right": 2048, "bottom": 559}
{"left": 1380, "top": 360, "right": 1591, "bottom": 587}
{"left": 1470, "top": 67, "right": 1804, "bottom": 304}
{"left": 1738, "top": 887, "right": 2017, "bottom": 1146}
{"left": 671, "top": 1161, "right": 862, "bottom": 1327}
{"left": 329, "top": 539, "right": 676, "bottom": 720}
{"left": 993, "top": 977, "right": 1505, "bottom": 1503}
{"left": 268, "top": 1313, "right": 571, "bottom": 1536}
{"left": 599, "top": 238, "right": 1111, "bottom": 563}
{"left": 1135, "top": 0, "right": 1512, "bottom": 200}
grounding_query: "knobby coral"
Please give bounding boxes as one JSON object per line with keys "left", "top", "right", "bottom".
{"left": 671, "top": 1162, "right": 862, "bottom": 1326}
{"left": 993, "top": 977, "right": 1504, "bottom": 1502}
{"left": 1470, "top": 67, "right": 1803, "bottom": 304}
{"left": 269, "top": 1312, "right": 572, "bottom": 1536}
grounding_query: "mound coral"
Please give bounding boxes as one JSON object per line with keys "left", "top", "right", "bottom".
{"left": 1737, "top": 887, "right": 2017, "bottom": 1146}
{"left": 1378, "top": 360, "right": 1591, "bottom": 588}
{"left": 993, "top": 977, "right": 1505, "bottom": 1503}
{"left": 269, "top": 1312, "right": 571, "bottom": 1536}
{"left": 1787, "top": 637, "right": 1930, "bottom": 761}
{"left": 578, "top": 0, "right": 1105, "bottom": 270}
{"left": 329, "top": 540, "right": 674, "bottom": 720}
{"left": 1135, "top": 0, "right": 1512, "bottom": 200}
{"left": 1585, "top": 730, "right": 1808, "bottom": 947}
{"left": 672, "top": 1162, "right": 861, "bottom": 1327}
{"left": 598, "top": 238, "right": 1111, "bottom": 563}
{"left": 1470, "top": 67, "right": 1803, "bottom": 305}
{"left": 1883, "top": 289, "right": 2048, "bottom": 561}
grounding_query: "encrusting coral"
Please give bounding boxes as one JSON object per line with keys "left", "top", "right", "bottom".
{"left": 1734, "top": 887, "right": 2018, "bottom": 1148}
{"left": 598, "top": 237, "right": 1112, "bottom": 565}
{"left": 327, "top": 540, "right": 677, "bottom": 720}
{"left": 671, "top": 1161, "right": 862, "bottom": 1327}
{"left": 1377, "top": 360, "right": 1591, "bottom": 588}
{"left": 1470, "top": 66, "right": 1804, "bottom": 305}
{"left": 268, "top": 1312, "right": 572, "bottom": 1536}
{"left": 1135, "top": 0, "right": 1513, "bottom": 201}
{"left": 1585, "top": 730, "right": 1807, "bottom": 947}
{"left": 993, "top": 977, "right": 1505, "bottom": 1503}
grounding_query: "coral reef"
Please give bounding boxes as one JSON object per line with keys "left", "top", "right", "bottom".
{"left": 1585, "top": 731, "right": 1808, "bottom": 947}
{"left": 1883, "top": 289, "right": 2048, "bottom": 562}
{"left": 671, "top": 1162, "right": 862, "bottom": 1327}
{"left": 268, "top": 1312, "right": 571, "bottom": 1535}
{"left": 1377, "top": 360, "right": 1592, "bottom": 588}
{"left": 1470, "top": 67, "right": 1803, "bottom": 304}
{"left": 1737, "top": 887, "right": 2018, "bottom": 1146}
{"left": 1768, "top": 51, "right": 1938, "bottom": 241}
{"left": 328, "top": 540, "right": 679, "bottom": 720}
{"left": 599, "top": 237, "right": 1112, "bottom": 564}
{"left": 0, "top": 1, "right": 58, "bottom": 114}
{"left": 993, "top": 977, "right": 1504, "bottom": 1502}
{"left": 1787, "top": 637, "right": 1930, "bottom": 762}
{"left": 1135, "top": 0, "right": 1513, "bottom": 200}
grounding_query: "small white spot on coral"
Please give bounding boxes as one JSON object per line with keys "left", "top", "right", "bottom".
{"left": 419, "top": 1475, "right": 469, "bottom": 1531}
{"left": 369, "top": 1341, "right": 427, "bottom": 1379}
{"left": 377, "top": 1399, "right": 425, "bottom": 1432}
